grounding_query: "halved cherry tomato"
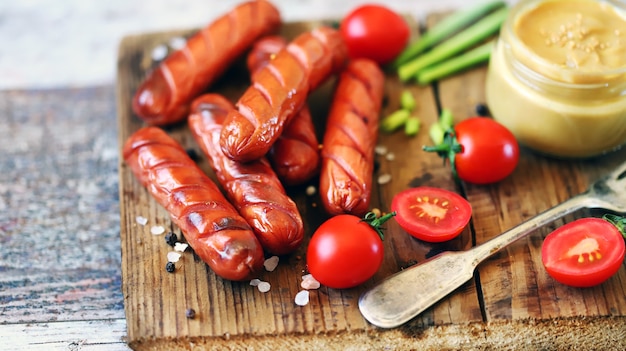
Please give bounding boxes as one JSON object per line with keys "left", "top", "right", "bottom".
{"left": 391, "top": 187, "right": 472, "bottom": 242}
{"left": 306, "top": 212, "right": 394, "bottom": 289}
{"left": 541, "top": 217, "right": 625, "bottom": 288}
{"left": 339, "top": 4, "right": 410, "bottom": 65}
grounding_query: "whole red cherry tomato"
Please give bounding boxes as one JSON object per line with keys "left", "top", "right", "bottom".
{"left": 541, "top": 215, "right": 625, "bottom": 288}
{"left": 306, "top": 212, "right": 395, "bottom": 289}
{"left": 391, "top": 186, "right": 472, "bottom": 242}
{"left": 340, "top": 4, "right": 410, "bottom": 65}
{"left": 425, "top": 117, "right": 519, "bottom": 184}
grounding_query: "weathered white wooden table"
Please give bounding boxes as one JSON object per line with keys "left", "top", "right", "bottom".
{"left": 0, "top": 1, "right": 486, "bottom": 349}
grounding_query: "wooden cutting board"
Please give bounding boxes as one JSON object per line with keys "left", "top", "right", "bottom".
{"left": 116, "top": 18, "right": 626, "bottom": 351}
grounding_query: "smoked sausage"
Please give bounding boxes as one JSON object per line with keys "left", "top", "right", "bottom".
{"left": 219, "top": 26, "right": 347, "bottom": 162}
{"left": 246, "top": 35, "right": 288, "bottom": 78}
{"left": 123, "top": 126, "right": 265, "bottom": 281}
{"left": 132, "top": 0, "right": 281, "bottom": 126}
{"left": 188, "top": 94, "right": 304, "bottom": 255}
{"left": 247, "top": 35, "right": 321, "bottom": 185}
{"left": 319, "top": 59, "right": 385, "bottom": 216}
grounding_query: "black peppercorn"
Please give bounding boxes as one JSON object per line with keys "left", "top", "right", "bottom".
{"left": 164, "top": 232, "right": 178, "bottom": 247}
{"left": 373, "top": 159, "right": 380, "bottom": 173}
{"left": 475, "top": 103, "right": 490, "bottom": 117}
{"left": 186, "top": 308, "right": 196, "bottom": 319}
{"left": 186, "top": 148, "right": 201, "bottom": 161}
{"left": 165, "top": 261, "right": 175, "bottom": 273}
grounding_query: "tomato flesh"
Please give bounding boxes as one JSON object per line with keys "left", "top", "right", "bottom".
{"left": 340, "top": 5, "right": 410, "bottom": 65}
{"left": 541, "top": 217, "right": 625, "bottom": 288}
{"left": 391, "top": 187, "right": 472, "bottom": 242}
{"left": 306, "top": 214, "right": 384, "bottom": 289}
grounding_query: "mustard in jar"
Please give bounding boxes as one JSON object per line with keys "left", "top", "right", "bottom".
{"left": 486, "top": 0, "right": 626, "bottom": 158}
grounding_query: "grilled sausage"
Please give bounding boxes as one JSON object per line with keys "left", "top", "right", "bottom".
{"left": 319, "top": 59, "right": 385, "bottom": 216}
{"left": 219, "top": 26, "right": 347, "bottom": 162}
{"left": 132, "top": 0, "right": 281, "bottom": 126}
{"left": 246, "top": 35, "right": 288, "bottom": 78}
{"left": 267, "top": 106, "right": 320, "bottom": 185}
{"left": 122, "top": 126, "right": 265, "bottom": 281}
{"left": 188, "top": 94, "right": 304, "bottom": 255}
{"left": 247, "top": 35, "right": 321, "bottom": 185}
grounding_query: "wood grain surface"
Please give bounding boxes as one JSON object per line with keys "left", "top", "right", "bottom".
{"left": 0, "top": 86, "right": 128, "bottom": 349}
{"left": 116, "top": 19, "right": 626, "bottom": 351}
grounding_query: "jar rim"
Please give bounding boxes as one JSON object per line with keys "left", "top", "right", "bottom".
{"left": 503, "top": 0, "right": 626, "bottom": 85}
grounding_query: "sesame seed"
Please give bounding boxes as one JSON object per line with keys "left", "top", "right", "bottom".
{"left": 371, "top": 208, "right": 382, "bottom": 217}
{"left": 305, "top": 185, "right": 316, "bottom": 196}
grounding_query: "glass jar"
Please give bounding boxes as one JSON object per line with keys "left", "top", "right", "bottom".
{"left": 485, "top": 0, "right": 626, "bottom": 158}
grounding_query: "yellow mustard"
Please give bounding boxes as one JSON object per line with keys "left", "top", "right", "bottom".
{"left": 486, "top": 0, "right": 626, "bottom": 158}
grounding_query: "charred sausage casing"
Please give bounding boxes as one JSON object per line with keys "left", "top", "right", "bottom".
{"left": 123, "top": 126, "right": 265, "bottom": 281}
{"left": 319, "top": 59, "right": 385, "bottom": 216}
{"left": 219, "top": 26, "right": 347, "bottom": 162}
{"left": 132, "top": 0, "right": 281, "bottom": 126}
{"left": 188, "top": 94, "right": 304, "bottom": 255}
{"left": 247, "top": 35, "right": 321, "bottom": 185}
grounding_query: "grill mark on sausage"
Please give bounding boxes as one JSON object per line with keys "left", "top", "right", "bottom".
{"left": 319, "top": 59, "right": 384, "bottom": 215}
{"left": 132, "top": 0, "right": 280, "bottom": 125}
{"left": 123, "top": 127, "right": 265, "bottom": 281}
{"left": 189, "top": 94, "right": 305, "bottom": 255}
{"left": 219, "top": 26, "right": 347, "bottom": 162}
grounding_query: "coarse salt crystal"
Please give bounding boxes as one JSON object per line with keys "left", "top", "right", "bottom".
{"left": 169, "top": 36, "right": 187, "bottom": 50}
{"left": 136, "top": 216, "right": 148, "bottom": 226}
{"left": 257, "top": 281, "right": 271, "bottom": 293}
{"left": 264, "top": 256, "right": 279, "bottom": 272}
{"left": 301, "top": 274, "right": 321, "bottom": 290}
{"left": 174, "top": 242, "right": 189, "bottom": 252}
{"left": 375, "top": 145, "right": 388, "bottom": 155}
{"left": 151, "top": 44, "right": 168, "bottom": 61}
{"left": 386, "top": 152, "right": 396, "bottom": 161}
{"left": 294, "top": 290, "right": 310, "bottom": 306}
{"left": 151, "top": 225, "right": 165, "bottom": 235}
{"left": 378, "top": 173, "right": 392, "bottom": 185}
{"left": 167, "top": 251, "right": 182, "bottom": 263}
{"left": 250, "top": 278, "right": 261, "bottom": 286}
